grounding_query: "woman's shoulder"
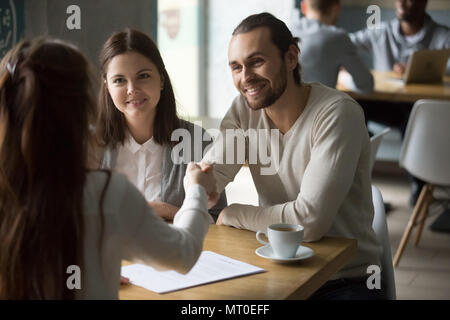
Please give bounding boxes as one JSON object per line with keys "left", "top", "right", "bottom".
{"left": 83, "top": 171, "right": 132, "bottom": 215}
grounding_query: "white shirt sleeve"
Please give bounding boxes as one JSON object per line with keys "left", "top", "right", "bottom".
{"left": 117, "top": 181, "right": 211, "bottom": 274}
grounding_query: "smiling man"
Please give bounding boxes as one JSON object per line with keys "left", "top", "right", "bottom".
{"left": 202, "top": 13, "right": 386, "bottom": 300}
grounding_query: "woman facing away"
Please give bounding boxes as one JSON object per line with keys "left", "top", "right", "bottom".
{"left": 0, "top": 38, "right": 216, "bottom": 299}
{"left": 96, "top": 29, "right": 226, "bottom": 222}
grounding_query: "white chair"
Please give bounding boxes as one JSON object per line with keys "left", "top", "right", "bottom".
{"left": 369, "top": 127, "right": 391, "bottom": 174}
{"left": 393, "top": 99, "right": 450, "bottom": 267}
{"left": 372, "top": 185, "right": 396, "bottom": 300}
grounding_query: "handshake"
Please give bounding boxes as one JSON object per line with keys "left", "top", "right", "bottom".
{"left": 184, "top": 162, "right": 220, "bottom": 209}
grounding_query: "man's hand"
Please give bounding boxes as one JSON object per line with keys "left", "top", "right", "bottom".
{"left": 216, "top": 208, "right": 226, "bottom": 225}
{"left": 199, "top": 162, "right": 220, "bottom": 209}
{"left": 393, "top": 63, "right": 406, "bottom": 75}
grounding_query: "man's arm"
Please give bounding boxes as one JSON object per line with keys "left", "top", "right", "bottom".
{"left": 339, "top": 34, "right": 374, "bottom": 93}
{"left": 218, "top": 99, "right": 369, "bottom": 242}
{"left": 201, "top": 101, "right": 247, "bottom": 194}
{"left": 349, "top": 28, "right": 374, "bottom": 53}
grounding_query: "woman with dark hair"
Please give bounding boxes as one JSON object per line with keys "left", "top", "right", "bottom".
{"left": 0, "top": 37, "right": 216, "bottom": 299}
{"left": 97, "top": 29, "right": 226, "bottom": 221}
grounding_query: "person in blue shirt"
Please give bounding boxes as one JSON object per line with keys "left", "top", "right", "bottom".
{"left": 350, "top": 0, "right": 449, "bottom": 206}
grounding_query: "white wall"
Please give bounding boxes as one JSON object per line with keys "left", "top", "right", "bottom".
{"left": 207, "top": 0, "right": 295, "bottom": 118}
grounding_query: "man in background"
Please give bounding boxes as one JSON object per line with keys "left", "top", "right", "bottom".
{"left": 350, "top": 0, "right": 449, "bottom": 74}
{"left": 350, "top": 0, "right": 450, "bottom": 205}
{"left": 290, "top": 0, "right": 373, "bottom": 93}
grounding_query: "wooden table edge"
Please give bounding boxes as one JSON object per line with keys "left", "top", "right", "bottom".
{"left": 285, "top": 238, "right": 358, "bottom": 300}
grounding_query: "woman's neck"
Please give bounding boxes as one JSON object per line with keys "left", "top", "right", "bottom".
{"left": 126, "top": 114, "right": 155, "bottom": 145}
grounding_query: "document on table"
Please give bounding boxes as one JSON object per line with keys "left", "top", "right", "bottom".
{"left": 121, "top": 251, "right": 265, "bottom": 294}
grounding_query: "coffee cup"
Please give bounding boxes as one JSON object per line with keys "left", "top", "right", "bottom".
{"left": 256, "top": 223, "right": 304, "bottom": 259}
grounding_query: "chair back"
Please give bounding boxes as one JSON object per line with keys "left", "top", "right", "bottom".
{"left": 372, "top": 185, "right": 396, "bottom": 300}
{"left": 400, "top": 99, "right": 450, "bottom": 186}
{"left": 369, "top": 127, "right": 391, "bottom": 173}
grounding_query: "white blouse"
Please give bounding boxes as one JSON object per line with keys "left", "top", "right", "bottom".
{"left": 114, "top": 134, "right": 164, "bottom": 202}
{"left": 77, "top": 171, "right": 212, "bottom": 299}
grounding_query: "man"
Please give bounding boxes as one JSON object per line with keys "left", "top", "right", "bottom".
{"left": 350, "top": 0, "right": 449, "bottom": 74}
{"left": 203, "top": 13, "right": 385, "bottom": 300}
{"left": 289, "top": 0, "right": 373, "bottom": 93}
{"left": 350, "top": 0, "right": 450, "bottom": 206}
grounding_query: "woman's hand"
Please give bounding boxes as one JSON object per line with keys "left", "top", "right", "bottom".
{"left": 120, "top": 276, "right": 130, "bottom": 285}
{"left": 148, "top": 201, "right": 179, "bottom": 221}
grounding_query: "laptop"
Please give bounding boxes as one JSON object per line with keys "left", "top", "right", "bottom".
{"left": 403, "top": 49, "right": 450, "bottom": 84}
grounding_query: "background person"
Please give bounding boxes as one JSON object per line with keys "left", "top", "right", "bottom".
{"left": 289, "top": 0, "right": 373, "bottom": 93}
{"left": 350, "top": 0, "right": 450, "bottom": 205}
{"left": 350, "top": 0, "right": 449, "bottom": 75}
{"left": 96, "top": 29, "right": 226, "bottom": 221}
{"left": 0, "top": 38, "right": 216, "bottom": 299}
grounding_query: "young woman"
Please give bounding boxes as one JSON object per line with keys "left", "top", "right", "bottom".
{"left": 0, "top": 38, "right": 216, "bottom": 299}
{"left": 97, "top": 29, "right": 226, "bottom": 221}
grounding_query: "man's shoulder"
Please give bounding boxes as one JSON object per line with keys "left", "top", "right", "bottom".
{"left": 427, "top": 14, "right": 450, "bottom": 31}
{"left": 429, "top": 18, "right": 450, "bottom": 39}
{"left": 297, "top": 18, "right": 349, "bottom": 39}
{"left": 220, "top": 95, "right": 260, "bottom": 130}
{"left": 309, "top": 84, "right": 362, "bottom": 117}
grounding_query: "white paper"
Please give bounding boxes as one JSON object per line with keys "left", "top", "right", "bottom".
{"left": 121, "top": 251, "right": 265, "bottom": 294}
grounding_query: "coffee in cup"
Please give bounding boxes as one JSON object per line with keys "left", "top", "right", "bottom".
{"left": 256, "top": 223, "right": 304, "bottom": 259}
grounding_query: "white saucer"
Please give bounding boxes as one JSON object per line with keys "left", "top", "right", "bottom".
{"left": 255, "top": 245, "right": 314, "bottom": 263}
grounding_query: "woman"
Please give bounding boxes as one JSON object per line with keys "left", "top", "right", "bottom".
{"left": 97, "top": 29, "right": 226, "bottom": 221}
{"left": 0, "top": 38, "right": 216, "bottom": 299}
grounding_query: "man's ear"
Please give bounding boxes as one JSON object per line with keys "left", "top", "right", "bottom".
{"left": 285, "top": 44, "right": 300, "bottom": 71}
{"left": 300, "top": 0, "right": 308, "bottom": 16}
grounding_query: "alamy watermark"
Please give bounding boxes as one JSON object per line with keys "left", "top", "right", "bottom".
{"left": 66, "top": 265, "right": 81, "bottom": 290}
{"left": 170, "top": 121, "right": 280, "bottom": 176}
{"left": 366, "top": 265, "right": 381, "bottom": 290}
{"left": 66, "top": 5, "right": 81, "bottom": 30}
{"left": 366, "top": 5, "right": 381, "bottom": 31}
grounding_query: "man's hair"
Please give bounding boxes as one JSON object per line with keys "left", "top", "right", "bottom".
{"left": 306, "top": 0, "right": 340, "bottom": 15}
{"left": 232, "top": 12, "right": 301, "bottom": 85}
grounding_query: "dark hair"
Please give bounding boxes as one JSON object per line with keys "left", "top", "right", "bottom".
{"left": 0, "top": 38, "right": 100, "bottom": 299}
{"left": 232, "top": 12, "right": 301, "bottom": 84}
{"left": 307, "top": 0, "right": 340, "bottom": 15}
{"left": 97, "top": 28, "right": 180, "bottom": 149}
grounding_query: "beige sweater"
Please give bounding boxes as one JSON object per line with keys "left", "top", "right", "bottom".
{"left": 203, "top": 83, "right": 381, "bottom": 279}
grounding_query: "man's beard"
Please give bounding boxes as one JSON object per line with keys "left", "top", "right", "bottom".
{"left": 241, "top": 66, "right": 287, "bottom": 110}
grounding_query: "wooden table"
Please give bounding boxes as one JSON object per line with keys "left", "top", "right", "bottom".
{"left": 337, "top": 70, "right": 450, "bottom": 103}
{"left": 119, "top": 225, "right": 357, "bottom": 300}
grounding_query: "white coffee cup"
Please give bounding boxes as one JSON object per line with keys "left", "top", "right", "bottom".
{"left": 256, "top": 223, "right": 304, "bottom": 259}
